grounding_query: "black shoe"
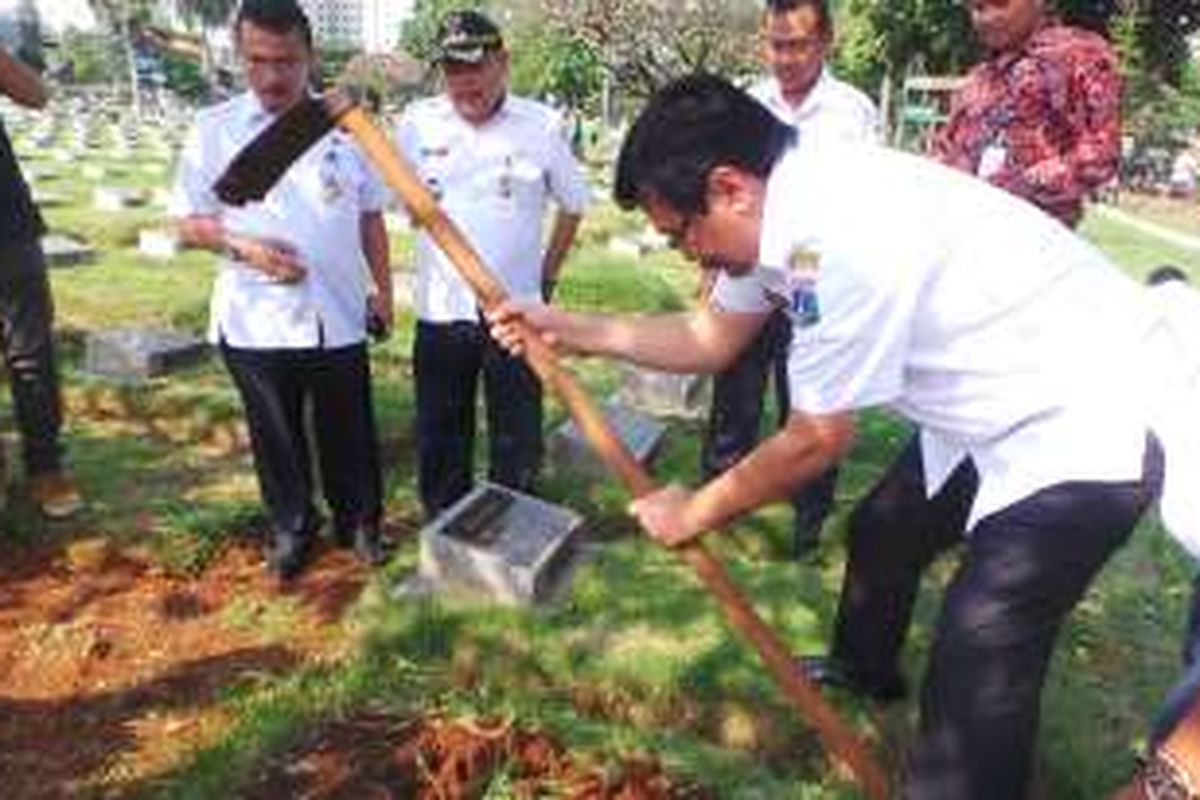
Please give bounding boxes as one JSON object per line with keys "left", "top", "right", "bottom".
{"left": 797, "top": 655, "right": 908, "bottom": 703}
{"left": 267, "top": 535, "right": 313, "bottom": 581}
{"left": 351, "top": 527, "right": 387, "bottom": 566}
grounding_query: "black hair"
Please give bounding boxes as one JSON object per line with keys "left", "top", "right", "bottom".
{"left": 235, "top": 0, "right": 313, "bottom": 50}
{"left": 1147, "top": 265, "right": 1190, "bottom": 286}
{"left": 614, "top": 73, "right": 796, "bottom": 214}
{"left": 764, "top": 0, "right": 832, "bottom": 36}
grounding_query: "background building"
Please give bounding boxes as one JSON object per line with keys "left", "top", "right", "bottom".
{"left": 300, "top": 0, "right": 411, "bottom": 52}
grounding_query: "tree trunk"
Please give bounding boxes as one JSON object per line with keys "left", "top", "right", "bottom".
{"left": 122, "top": 15, "right": 141, "bottom": 123}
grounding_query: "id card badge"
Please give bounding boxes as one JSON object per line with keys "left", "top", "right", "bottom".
{"left": 494, "top": 154, "right": 518, "bottom": 218}
{"left": 977, "top": 141, "right": 1007, "bottom": 180}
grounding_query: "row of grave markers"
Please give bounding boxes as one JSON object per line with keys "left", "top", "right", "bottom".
{"left": 7, "top": 93, "right": 705, "bottom": 609}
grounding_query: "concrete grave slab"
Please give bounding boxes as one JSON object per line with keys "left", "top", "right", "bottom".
{"left": 42, "top": 234, "right": 95, "bottom": 268}
{"left": 548, "top": 402, "right": 665, "bottom": 479}
{"left": 31, "top": 190, "right": 67, "bottom": 208}
{"left": 84, "top": 328, "right": 209, "bottom": 381}
{"left": 93, "top": 186, "right": 145, "bottom": 211}
{"left": 616, "top": 365, "right": 708, "bottom": 419}
{"left": 138, "top": 229, "right": 178, "bottom": 259}
{"left": 413, "top": 482, "right": 584, "bottom": 606}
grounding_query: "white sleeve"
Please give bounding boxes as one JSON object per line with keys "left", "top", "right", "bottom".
{"left": 168, "top": 122, "right": 221, "bottom": 218}
{"left": 710, "top": 268, "right": 776, "bottom": 313}
{"left": 784, "top": 248, "right": 917, "bottom": 414}
{"left": 542, "top": 120, "right": 589, "bottom": 215}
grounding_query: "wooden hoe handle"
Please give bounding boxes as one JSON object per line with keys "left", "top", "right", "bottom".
{"left": 336, "top": 101, "right": 890, "bottom": 800}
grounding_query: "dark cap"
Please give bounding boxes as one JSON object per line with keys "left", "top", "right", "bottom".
{"left": 435, "top": 10, "right": 504, "bottom": 64}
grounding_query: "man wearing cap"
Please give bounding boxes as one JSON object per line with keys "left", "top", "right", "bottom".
{"left": 395, "top": 9, "right": 589, "bottom": 518}
{"left": 172, "top": 0, "right": 391, "bottom": 580}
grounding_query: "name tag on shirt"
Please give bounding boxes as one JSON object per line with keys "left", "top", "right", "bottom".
{"left": 978, "top": 142, "right": 1007, "bottom": 180}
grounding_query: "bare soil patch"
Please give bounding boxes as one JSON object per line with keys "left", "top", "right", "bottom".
{"left": 0, "top": 535, "right": 369, "bottom": 798}
{"left": 240, "top": 710, "right": 713, "bottom": 800}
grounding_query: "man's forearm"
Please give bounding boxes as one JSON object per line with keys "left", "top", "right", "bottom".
{"left": 683, "top": 411, "right": 854, "bottom": 534}
{"left": 542, "top": 212, "right": 582, "bottom": 284}
{"left": 0, "top": 48, "right": 48, "bottom": 109}
{"left": 361, "top": 212, "right": 391, "bottom": 298}
{"left": 561, "top": 307, "right": 766, "bottom": 373}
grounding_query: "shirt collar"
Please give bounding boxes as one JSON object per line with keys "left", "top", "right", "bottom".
{"left": 240, "top": 91, "right": 322, "bottom": 130}
{"left": 767, "top": 66, "right": 831, "bottom": 121}
{"left": 988, "top": 20, "right": 1054, "bottom": 73}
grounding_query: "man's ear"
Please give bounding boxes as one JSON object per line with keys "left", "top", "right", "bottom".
{"left": 707, "top": 165, "right": 758, "bottom": 215}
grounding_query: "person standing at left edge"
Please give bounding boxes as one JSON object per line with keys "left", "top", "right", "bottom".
{"left": 172, "top": 0, "right": 391, "bottom": 580}
{"left": 0, "top": 45, "right": 84, "bottom": 519}
{"left": 395, "top": 9, "right": 589, "bottom": 519}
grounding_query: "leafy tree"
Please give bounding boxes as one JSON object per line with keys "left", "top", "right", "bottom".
{"left": 542, "top": 0, "right": 759, "bottom": 100}
{"left": 507, "top": 28, "right": 601, "bottom": 110}
{"left": 12, "top": 0, "right": 45, "bottom": 71}
{"left": 56, "top": 29, "right": 121, "bottom": 85}
{"left": 87, "top": 0, "right": 156, "bottom": 119}
{"left": 175, "top": 0, "right": 237, "bottom": 94}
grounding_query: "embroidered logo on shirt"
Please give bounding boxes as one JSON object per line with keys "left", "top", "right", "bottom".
{"left": 781, "top": 246, "right": 821, "bottom": 327}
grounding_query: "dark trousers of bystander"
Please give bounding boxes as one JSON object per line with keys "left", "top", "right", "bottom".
{"left": 221, "top": 342, "right": 383, "bottom": 543}
{"left": 413, "top": 319, "right": 543, "bottom": 518}
{"left": 0, "top": 238, "right": 63, "bottom": 476}
{"left": 702, "top": 308, "right": 838, "bottom": 557}
{"left": 1151, "top": 572, "right": 1200, "bottom": 746}
{"left": 832, "top": 435, "right": 1161, "bottom": 800}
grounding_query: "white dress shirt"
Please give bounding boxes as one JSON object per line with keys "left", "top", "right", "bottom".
{"left": 713, "top": 144, "right": 1199, "bottom": 548}
{"left": 395, "top": 94, "right": 589, "bottom": 323}
{"left": 171, "top": 92, "right": 388, "bottom": 349}
{"left": 749, "top": 68, "right": 881, "bottom": 146}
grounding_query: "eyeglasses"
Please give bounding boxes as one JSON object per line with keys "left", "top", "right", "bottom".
{"left": 664, "top": 211, "right": 698, "bottom": 251}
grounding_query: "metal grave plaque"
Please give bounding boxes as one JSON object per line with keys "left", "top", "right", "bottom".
{"left": 548, "top": 402, "right": 665, "bottom": 479}
{"left": 418, "top": 482, "right": 583, "bottom": 606}
{"left": 616, "top": 365, "right": 708, "bottom": 419}
{"left": 84, "top": 328, "right": 210, "bottom": 381}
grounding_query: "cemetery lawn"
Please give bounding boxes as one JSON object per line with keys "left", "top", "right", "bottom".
{"left": 2, "top": 134, "right": 1199, "bottom": 799}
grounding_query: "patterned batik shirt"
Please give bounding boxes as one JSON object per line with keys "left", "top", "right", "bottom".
{"left": 931, "top": 23, "right": 1121, "bottom": 228}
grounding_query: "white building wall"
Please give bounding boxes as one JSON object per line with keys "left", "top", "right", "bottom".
{"left": 300, "top": 0, "right": 412, "bottom": 52}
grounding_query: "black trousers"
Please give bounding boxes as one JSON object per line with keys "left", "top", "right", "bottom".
{"left": 413, "top": 319, "right": 542, "bottom": 517}
{"left": 1150, "top": 573, "right": 1200, "bottom": 746}
{"left": 221, "top": 342, "right": 382, "bottom": 542}
{"left": 833, "top": 435, "right": 1160, "bottom": 800}
{"left": 0, "top": 239, "right": 63, "bottom": 476}
{"left": 702, "top": 308, "right": 838, "bottom": 554}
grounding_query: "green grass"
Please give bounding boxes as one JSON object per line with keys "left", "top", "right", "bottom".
{"left": 1080, "top": 207, "right": 1200, "bottom": 282}
{"left": 8, "top": 141, "right": 1196, "bottom": 798}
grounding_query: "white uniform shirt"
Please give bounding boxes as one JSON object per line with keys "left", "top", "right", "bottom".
{"left": 712, "top": 143, "right": 1196, "bottom": 539}
{"left": 1143, "top": 281, "right": 1200, "bottom": 556}
{"left": 749, "top": 69, "right": 881, "bottom": 146}
{"left": 396, "top": 94, "right": 589, "bottom": 323}
{"left": 171, "top": 92, "right": 388, "bottom": 349}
